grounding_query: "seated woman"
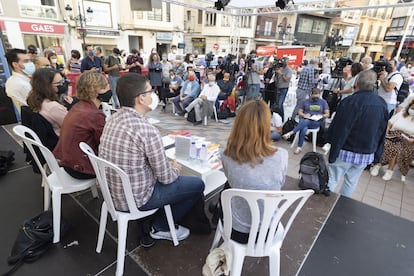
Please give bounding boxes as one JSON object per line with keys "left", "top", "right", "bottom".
{"left": 282, "top": 88, "right": 330, "bottom": 154}
{"left": 370, "top": 99, "right": 414, "bottom": 182}
{"left": 53, "top": 72, "right": 108, "bottom": 179}
{"left": 270, "top": 105, "right": 283, "bottom": 141}
{"left": 221, "top": 100, "right": 288, "bottom": 243}
{"left": 26, "top": 68, "right": 68, "bottom": 136}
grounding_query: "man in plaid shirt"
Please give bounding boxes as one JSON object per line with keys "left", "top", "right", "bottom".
{"left": 99, "top": 73, "right": 205, "bottom": 244}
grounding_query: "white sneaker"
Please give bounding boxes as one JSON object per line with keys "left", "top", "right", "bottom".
{"left": 294, "top": 147, "right": 302, "bottom": 154}
{"left": 184, "top": 112, "right": 188, "bottom": 119}
{"left": 370, "top": 164, "right": 381, "bottom": 177}
{"left": 382, "top": 170, "right": 394, "bottom": 181}
{"left": 322, "top": 143, "right": 331, "bottom": 155}
{"left": 150, "top": 225, "right": 190, "bottom": 241}
{"left": 401, "top": 175, "right": 406, "bottom": 182}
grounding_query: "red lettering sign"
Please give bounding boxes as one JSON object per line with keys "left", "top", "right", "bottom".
{"left": 19, "top": 22, "right": 64, "bottom": 34}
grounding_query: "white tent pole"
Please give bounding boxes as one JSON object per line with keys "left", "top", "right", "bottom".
{"left": 395, "top": 10, "right": 413, "bottom": 59}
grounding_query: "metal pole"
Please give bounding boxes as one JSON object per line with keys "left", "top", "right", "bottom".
{"left": 396, "top": 11, "right": 414, "bottom": 59}
{"left": 78, "top": 1, "right": 86, "bottom": 48}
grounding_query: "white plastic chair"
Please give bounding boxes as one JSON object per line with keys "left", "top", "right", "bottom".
{"left": 204, "top": 102, "right": 219, "bottom": 126}
{"left": 79, "top": 142, "right": 179, "bottom": 276}
{"left": 210, "top": 188, "right": 314, "bottom": 276}
{"left": 291, "top": 127, "right": 320, "bottom": 152}
{"left": 13, "top": 125, "right": 98, "bottom": 243}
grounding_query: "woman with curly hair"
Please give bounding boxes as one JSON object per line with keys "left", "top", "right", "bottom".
{"left": 53, "top": 72, "right": 108, "bottom": 179}
{"left": 370, "top": 99, "right": 414, "bottom": 182}
{"left": 26, "top": 68, "right": 68, "bottom": 136}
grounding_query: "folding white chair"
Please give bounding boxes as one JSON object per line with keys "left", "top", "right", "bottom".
{"left": 13, "top": 125, "right": 98, "bottom": 243}
{"left": 210, "top": 188, "right": 314, "bottom": 276}
{"left": 79, "top": 142, "right": 179, "bottom": 276}
{"left": 291, "top": 127, "right": 320, "bottom": 152}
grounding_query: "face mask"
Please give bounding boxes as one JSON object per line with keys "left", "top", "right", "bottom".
{"left": 189, "top": 57, "right": 194, "bottom": 62}
{"left": 71, "top": 54, "right": 78, "bottom": 59}
{"left": 208, "top": 81, "right": 214, "bottom": 86}
{"left": 408, "top": 109, "right": 414, "bottom": 116}
{"left": 97, "top": 90, "right": 112, "bottom": 102}
{"left": 22, "top": 62, "right": 35, "bottom": 75}
{"left": 88, "top": 50, "right": 95, "bottom": 56}
{"left": 172, "top": 50, "right": 177, "bottom": 54}
{"left": 57, "top": 82, "right": 68, "bottom": 95}
{"left": 188, "top": 75, "right": 195, "bottom": 81}
{"left": 148, "top": 92, "right": 159, "bottom": 111}
{"left": 162, "top": 57, "right": 167, "bottom": 61}
{"left": 51, "top": 58, "right": 57, "bottom": 64}
{"left": 311, "top": 97, "right": 319, "bottom": 102}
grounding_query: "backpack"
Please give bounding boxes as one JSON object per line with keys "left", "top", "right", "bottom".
{"left": 186, "top": 109, "right": 196, "bottom": 123}
{"left": 298, "top": 152, "right": 330, "bottom": 196}
{"left": 282, "top": 118, "right": 298, "bottom": 142}
{"left": 5, "top": 210, "right": 69, "bottom": 275}
{"left": 388, "top": 72, "right": 409, "bottom": 105}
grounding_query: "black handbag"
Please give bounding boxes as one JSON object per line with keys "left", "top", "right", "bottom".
{"left": 4, "top": 210, "right": 69, "bottom": 276}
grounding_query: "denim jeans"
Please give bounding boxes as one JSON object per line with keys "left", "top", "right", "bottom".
{"left": 139, "top": 176, "right": 205, "bottom": 231}
{"left": 108, "top": 75, "right": 120, "bottom": 109}
{"left": 277, "top": 88, "right": 288, "bottom": 121}
{"left": 246, "top": 84, "right": 260, "bottom": 101}
{"left": 292, "top": 118, "right": 321, "bottom": 147}
{"left": 172, "top": 96, "right": 194, "bottom": 113}
{"left": 327, "top": 158, "right": 366, "bottom": 198}
{"left": 271, "top": 132, "right": 281, "bottom": 141}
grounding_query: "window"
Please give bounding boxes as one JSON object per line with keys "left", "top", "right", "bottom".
{"left": 298, "top": 18, "right": 313, "bottom": 33}
{"left": 391, "top": 17, "right": 406, "bottom": 29}
{"left": 198, "top": 10, "right": 203, "bottom": 24}
{"left": 221, "top": 15, "right": 230, "bottom": 27}
{"left": 264, "top": 21, "right": 272, "bottom": 36}
{"left": 240, "top": 16, "right": 251, "bottom": 28}
{"left": 298, "top": 18, "right": 326, "bottom": 35}
{"left": 134, "top": 11, "right": 144, "bottom": 20}
{"left": 147, "top": 8, "right": 162, "bottom": 21}
{"left": 166, "top": 3, "right": 170, "bottom": 22}
{"left": 376, "top": 26, "right": 383, "bottom": 42}
{"left": 312, "top": 20, "right": 326, "bottom": 35}
{"left": 187, "top": 10, "right": 191, "bottom": 22}
{"left": 19, "top": 0, "right": 58, "bottom": 19}
{"left": 205, "top": 12, "right": 216, "bottom": 26}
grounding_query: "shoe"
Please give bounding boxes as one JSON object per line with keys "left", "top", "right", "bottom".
{"left": 178, "top": 112, "right": 185, "bottom": 117}
{"left": 140, "top": 234, "right": 155, "bottom": 248}
{"left": 322, "top": 143, "right": 331, "bottom": 155}
{"left": 150, "top": 225, "right": 190, "bottom": 241}
{"left": 401, "top": 175, "right": 406, "bottom": 182}
{"left": 382, "top": 169, "right": 394, "bottom": 181}
{"left": 184, "top": 112, "right": 188, "bottom": 119}
{"left": 294, "top": 147, "right": 302, "bottom": 154}
{"left": 193, "top": 121, "right": 202, "bottom": 126}
{"left": 410, "top": 160, "right": 414, "bottom": 167}
{"left": 370, "top": 164, "right": 381, "bottom": 177}
{"left": 282, "top": 132, "right": 293, "bottom": 140}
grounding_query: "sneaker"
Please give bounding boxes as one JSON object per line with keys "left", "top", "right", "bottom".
{"left": 382, "top": 169, "right": 394, "bottom": 181}
{"left": 150, "top": 225, "right": 190, "bottom": 241}
{"left": 322, "top": 143, "right": 331, "bottom": 155}
{"left": 184, "top": 112, "right": 188, "bottom": 119}
{"left": 401, "top": 175, "right": 406, "bottom": 182}
{"left": 370, "top": 164, "right": 381, "bottom": 177}
{"left": 282, "top": 131, "right": 293, "bottom": 140}
{"left": 294, "top": 147, "right": 302, "bottom": 154}
{"left": 193, "top": 121, "right": 202, "bottom": 126}
{"left": 140, "top": 234, "right": 155, "bottom": 248}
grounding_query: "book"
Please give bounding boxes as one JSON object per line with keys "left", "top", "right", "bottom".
{"left": 309, "top": 114, "right": 323, "bottom": 121}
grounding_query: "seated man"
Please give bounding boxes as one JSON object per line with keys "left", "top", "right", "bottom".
{"left": 172, "top": 71, "right": 200, "bottom": 115}
{"left": 185, "top": 74, "right": 220, "bottom": 125}
{"left": 160, "top": 69, "right": 182, "bottom": 112}
{"left": 283, "top": 88, "right": 330, "bottom": 154}
{"left": 216, "top": 72, "right": 233, "bottom": 110}
{"left": 99, "top": 73, "right": 205, "bottom": 243}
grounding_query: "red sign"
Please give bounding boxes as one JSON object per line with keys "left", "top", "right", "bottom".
{"left": 19, "top": 22, "right": 65, "bottom": 34}
{"left": 0, "top": 21, "right": 5, "bottom": 31}
{"left": 213, "top": 43, "right": 219, "bottom": 49}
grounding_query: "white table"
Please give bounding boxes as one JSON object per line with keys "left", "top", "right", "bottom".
{"left": 165, "top": 147, "right": 227, "bottom": 197}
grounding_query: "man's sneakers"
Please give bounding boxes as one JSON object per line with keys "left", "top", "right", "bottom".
{"left": 382, "top": 169, "right": 394, "bottom": 181}
{"left": 282, "top": 131, "right": 294, "bottom": 140}
{"left": 150, "top": 225, "right": 190, "bottom": 241}
{"left": 370, "top": 164, "right": 381, "bottom": 177}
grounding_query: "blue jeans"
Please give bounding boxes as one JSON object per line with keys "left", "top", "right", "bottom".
{"left": 277, "top": 88, "right": 288, "bottom": 121}
{"left": 173, "top": 96, "right": 194, "bottom": 113}
{"left": 139, "top": 176, "right": 205, "bottom": 231}
{"left": 292, "top": 118, "right": 321, "bottom": 147}
{"left": 271, "top": 132, "right": 281, "bottom": 141}
{"left": 327, "top": 158, "right": 366, "bottom": 198}
{"left": 108, "top": 75, "right": 120, "bottom": 109}
{"left": 246, "top": 84, "right": 260, "bottom": 100}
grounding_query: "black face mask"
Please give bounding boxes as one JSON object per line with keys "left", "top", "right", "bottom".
{"left": 97, "top": 89, "right": 112, "bottom": 102}
{"left": 57, "top": 82, "right": 69, "bottom": 95}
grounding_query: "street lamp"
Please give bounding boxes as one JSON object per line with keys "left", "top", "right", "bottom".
{"left": 65, "top": 3, "right": 93, "bottom": 47}
{"left": 278, "top": 23, "right": 292, "bottom": 44}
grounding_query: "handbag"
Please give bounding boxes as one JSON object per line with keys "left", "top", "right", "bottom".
{"left": 4, "top": 210, "right": 69, "bottom": 275}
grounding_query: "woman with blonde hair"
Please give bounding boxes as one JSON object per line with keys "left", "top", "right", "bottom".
{"left": 221, "top": 99, "right": 288, "bottom": 243}
{"left": 53, "top": 72, "right": 108, "bottom": 179}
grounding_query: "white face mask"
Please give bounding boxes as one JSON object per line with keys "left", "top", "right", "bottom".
{"left": 408, "top": 109, "right": 414, "bottom": 116}
{"left": 208, "top": 81, "right": 214, "bottom": 86}
{"left": 51, "top": 58, "right": 57, "bottom": 64}
{"left": 148, "top": 92, "right": 159, "bottom": 111}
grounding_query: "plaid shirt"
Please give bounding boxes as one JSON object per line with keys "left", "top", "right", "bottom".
{"left": 297, "top": 65, "right": 317, "bottom": 93}
{"left": 99, "top": 107, "right": 179, "bottom": 211}
{"left": 339, "top": 149, "right": 374, "bottom": 165}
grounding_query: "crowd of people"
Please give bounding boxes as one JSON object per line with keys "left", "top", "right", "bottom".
{"left": 3, "top": 42, "right": 414, "bottom": 249}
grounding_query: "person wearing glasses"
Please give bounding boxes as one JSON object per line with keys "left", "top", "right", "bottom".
{"left": 26, "top": 68, "right": 68, "bottom": 136}
{"left": 99, "top": 73, "right": 205, "bottom": 246}
{"left": 54, "top": 72, "right": 108, "bottom": 179}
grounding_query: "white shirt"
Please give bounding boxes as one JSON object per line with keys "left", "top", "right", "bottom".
{"left": 5, "top": 72, "right": 31, "bottom": 113}
{"left": 390, "top": 111, "right": 414, "bottom": 136}
{"left": 200, "top": 83, "right": 220, "bottom": 101}
{"left": 271, "top": 112, "right": 283, "bottom": 130}
{"left": 378, "top": 71, "right": 403, "bottom": 105}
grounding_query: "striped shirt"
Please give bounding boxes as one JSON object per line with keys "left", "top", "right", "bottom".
{"left": 339, "top": 149, "right": 374, "bottom": 165}
{"left": 99, "top": 107, "right": 179, "bottom": 211}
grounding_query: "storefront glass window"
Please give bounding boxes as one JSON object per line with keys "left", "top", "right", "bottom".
{"left": 23, "top": 34, "right": 64, "bottom": 59}
{"left": 18, "top": 0, "right": 58, "bottom": 19}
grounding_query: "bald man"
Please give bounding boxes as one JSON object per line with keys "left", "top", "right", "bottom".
{"left": 34, "top": 56, "right": 51, "bottom": 69}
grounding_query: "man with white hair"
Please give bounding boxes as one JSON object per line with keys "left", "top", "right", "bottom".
{"left": 360, "top": 56, "right": 373, "bottom": 71}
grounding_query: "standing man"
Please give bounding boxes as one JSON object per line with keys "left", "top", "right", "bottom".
{"left": 377, "top": 58, "right": 403, "bottom": 115}
{"left": 360, "top": 56, "right": 373, "bottom": 71}
{"left": 104, "top": 48, "right": 122, "bottom": 108}
{"left": 245, "top": 54, "right": 264, "bottom": 101}
{"left": 81, "top": 45, "right": 102, "bottom": 73}
{"left": 168, "top": 45, "right": 177, "bottom": 65}
{"left": 99, "top": 73, "right": 205, "bottom": 242}
{"left": 276, "top": 57, "right": 293, "bottom": 122}
{"left": 325, "top": 70, "right": 388, "bottom": 198}
{"left": 291, "top": 58, "right": 319, "bottom": 119}
{"left": 5, "top": 48, "right": 34, "bottom": 113}
{"left": 126, "top": 48, "right": 144, "bottom": 74}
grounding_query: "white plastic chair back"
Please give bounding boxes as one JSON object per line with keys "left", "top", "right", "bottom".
{"left": 79, "top": 142, "right": 147, "bottom": 221}
{"left": 291, "top": 127, "right": 320, "bottom": 152}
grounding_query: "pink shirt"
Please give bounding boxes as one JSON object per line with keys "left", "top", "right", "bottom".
{"left": 39, "top": 100, "right": 68, "bottom": 136}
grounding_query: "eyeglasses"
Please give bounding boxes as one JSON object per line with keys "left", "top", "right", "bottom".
{"left": 140, "top": 89, "right": 153, "bottom": 95}
{"left": 52, "top": 79, "right": 65, "bottom": 86}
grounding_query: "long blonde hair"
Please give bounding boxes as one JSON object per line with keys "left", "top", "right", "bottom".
{"left": 223, "top": 100, "right": 276, "bottom": 166}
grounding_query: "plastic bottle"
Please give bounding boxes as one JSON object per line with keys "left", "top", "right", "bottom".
{"left": 189, "top": 141, "right": 197, "bottom": 161}
{"left": 199, "top": 144, "right": 208, "bottom": 165}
